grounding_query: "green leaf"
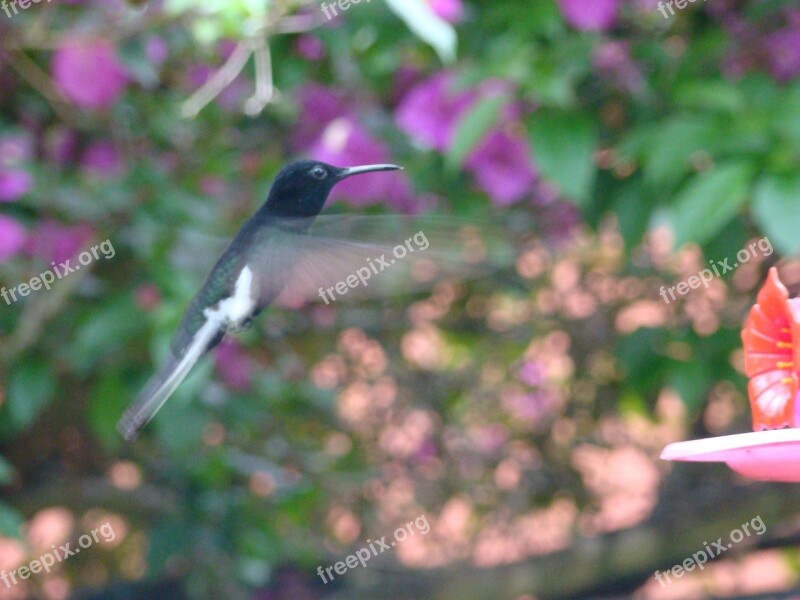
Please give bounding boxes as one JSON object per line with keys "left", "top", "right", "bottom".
{"left": 384, "top": 0, "right": 457, "bottom": 63}
{"left": 641, "top": 116, "right": 719, "bottom": 187}
{"left": 70, "top": 296, "right": 142, "bottom": 375}
{"left": 612, "top": 180, "right": 651, "bottom": 253}
{"left": 7, "top": 362, "right": 56, "bottom": 431}
{"left": 673, "top": 80, "right": 747, "bottom": 113}
{"left": 770, "top": 85, "right": 800, "bottom": 155}
{"left": 528, "top": 110, "right": 598, "bottom": 206}
{"left": 0, "top": 503, "right": 23, "bottom": 539}
{"left": 668, "top": 162, "right": 754, "bottom": 248}
{"left": 154, "top": 359, "right": 213, "bottom": 452}
{"left": 752, "top": 173, "right": 800, "bottom": 255}
{"left": 88, "top": 374, "right": 129, "bottom": 451}
{"left": 666, "top": 361, "right": 712, "bottom": 413}
{"left": 446, "top": 95, "right": 505, "bottom": 171}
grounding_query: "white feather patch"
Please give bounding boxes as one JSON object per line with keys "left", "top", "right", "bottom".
{"left": 205, "top": 265, "right": 256, "bottom": 327}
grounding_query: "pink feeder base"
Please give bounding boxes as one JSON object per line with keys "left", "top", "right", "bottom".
{"left": 661, "top": 429, "right": 800, "bottom": 482}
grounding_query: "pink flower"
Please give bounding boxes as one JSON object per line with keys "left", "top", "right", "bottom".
{"left": 503, "top": 390, "right": 555, "bottom": 425}
{"left": 470, "top": 424, "right": 509, "bottom": 454}
{"left": 0, "top": 216, "right": 27, "bottom": 261}
{"left": 395, "top": 71, "right": 476, "bottom": 152}
{"left": 135, "top": 284, "right": 162, "bottom": 311}
{"left": 0, "top": 170, "right": 33, "bottom": 202}
{"left": 557, "top": 0, "right": 620, "bottom": 32}
{"left": 426, "top": 0, "right": 464, "bottom": 23}
{"left": 26, "top": 220, "right": 94, "bottom": 265}
{"left": 538, "top": 200, "right": 581, "bottom": 246}
{"left": 215, "top": 339, "right": 254, "bottom": 391}
{"left": 52, "top": 38, "right": 127, "bottom": 109}
{"left": 518, "top": 360, "right": 544, "bottom": 387}
{"left": 464, "top": 129, "right": 536, "bottom": 205}
{"left": 593, "top": 41, "right": 643, "bottom": 92}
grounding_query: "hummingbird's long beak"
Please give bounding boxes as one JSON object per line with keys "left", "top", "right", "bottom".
{"left": 338, "top": 164, "right": 403, "bottom": 179}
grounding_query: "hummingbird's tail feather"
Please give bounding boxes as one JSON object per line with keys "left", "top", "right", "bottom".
{"left": 117, "top": 317, "right": 224, "bottom": 442}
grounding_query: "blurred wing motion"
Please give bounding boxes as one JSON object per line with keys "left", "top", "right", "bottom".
{"left": 741, "top": 266, "right": 800, "bottom": 430}
{"left": 256, "top": 215, "right": 516, "bottom": 308}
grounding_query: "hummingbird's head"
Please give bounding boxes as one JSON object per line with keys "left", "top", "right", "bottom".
{"left": 263, "top": 160, "right": 403, "bottom": 218}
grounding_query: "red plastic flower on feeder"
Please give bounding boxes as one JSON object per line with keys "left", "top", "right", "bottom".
{"left": 741, "top": 267, "right": 800, "bottom": 430}
{"left": 660, "top": 267, "right": 800, "bottom": 482}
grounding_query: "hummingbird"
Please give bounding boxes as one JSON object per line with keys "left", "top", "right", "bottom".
{"left": 117, "top": 160, "right": 402, "bottom": 441}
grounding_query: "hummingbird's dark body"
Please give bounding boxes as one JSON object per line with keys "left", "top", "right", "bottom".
{"left": 171, "top": 219, "right": 276, "bottom": 356}
{"left": 118, "top": 160, "right": 401, "bottom": 441}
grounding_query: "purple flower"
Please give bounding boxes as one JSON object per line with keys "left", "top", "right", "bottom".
{"left": 765, "top": 27, "right": 800, "bottom": 82}
{"left": 144, "top": 36, "right": 169, "bottom": 68}
{"left": 395, "top": 72, "right": 476, "bottom": 152}
{"left": 412, "top": 439, "right": 438, "bottom": 464}
{"left": 295, "top": 35, "right": 326, "bottom": 61}
{"left": 557, "top": 0, "right": 619, "bottom": 31}
{"left": 0, "top": 216, "right": 27, "bottom": 261}
{"left": 464, "top": 129, "right": 536, "bottom": 205}
{"left": 26, "top": 220, "right": 94, "bottom": 265}
{"left": 291, "top": 83, "right": 354, "bottom": 151}
{"left": 215, "top": 339, "right": 254, "bottom": 391}
{"left": 52, "top": 38, "right": 127, "bottom": 109}
{"left": 309, "top": 118, "right": 418, "bottom": 211}
{"left": 391, "top": 65, "right": 423, "bottom": 105}
{"left": 593, "top": 41, "right": 643, "bottom": 92}
{"left": 426, "top": 0, "right": 464, "bottom": 23}
{"left": 186, "top": 64, "right": 214, "bottom": 89}
{"left": 518, "top": 360, "right": 544, "bottom": 387}
{"left": 81, "top": 141, "right": 124, "bottom": 178}
{"left": 0, "top": 170, "right": 32, "bottom": 202}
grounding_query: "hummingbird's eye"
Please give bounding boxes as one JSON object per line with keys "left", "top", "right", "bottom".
{"left": 310, "top": 166, "right": 328, "bottom": 180}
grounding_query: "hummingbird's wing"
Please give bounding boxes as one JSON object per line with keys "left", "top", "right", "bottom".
{"left": 245, "top": 215, "right": 515, "bottom": 308}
